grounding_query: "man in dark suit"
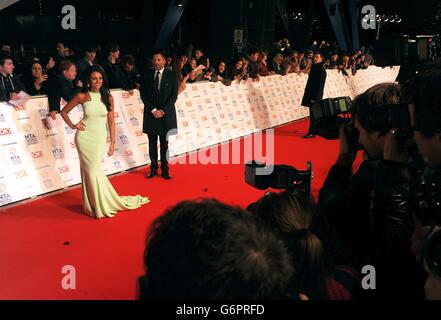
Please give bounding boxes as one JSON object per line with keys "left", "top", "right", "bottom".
{"left": 141, "top": 51, "right": 178, "bottom": 180}
{"left": 47, "top": 60, "right": 82, "bottom": 119}
{"left": 76, "top": 46, "right": 97, "bottom": 81}
{"left": 301, "top": 52, "right": 327, "bottom": 138}
{"left": 100, "top": 43, "right": 124, "bottom": 89}
{"left": 120, "top": 54, "right": 142, "bottom": 91}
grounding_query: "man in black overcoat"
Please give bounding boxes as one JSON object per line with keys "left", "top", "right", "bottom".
{"left": 140, "top": 51, "right": 178, "bottom": 180}
{"left": 301, "top": 52, "right": 327, "bottom": 138}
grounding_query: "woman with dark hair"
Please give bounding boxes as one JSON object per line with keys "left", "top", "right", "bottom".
{"left": 22, "top": 61, "right": 49, "bottom": 96}
{"left": 250, "top": 190, "right": 359, "bottom": 300}
{"left": 215, "top": 60, "right": 227, "bottom": 81}
{"left": 60, "top": 65, "right": 149, "bottom": 218}
{"left": 212, "top": 60, "right": 232, "bottom": 85}
{"left": 226, "top": 58, "right": 245, "bottom": 82}
{"left": 173, "top": 57, "right": 190, "bottom": 94}
{"left": 178, "top": 53, "right": 192, "bottom": 77}
{"left": 165, "top": 56, "right": 174, "bottom": 71}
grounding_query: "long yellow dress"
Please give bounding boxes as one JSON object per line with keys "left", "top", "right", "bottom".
{"left": 74, "top": 91, "right": 149, "bottom": 218}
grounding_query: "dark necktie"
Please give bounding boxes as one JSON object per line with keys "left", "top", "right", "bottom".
{"left": 154, "top": 71, "right": 160, "bottom": 92}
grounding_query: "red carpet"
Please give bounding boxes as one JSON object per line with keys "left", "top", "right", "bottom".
{"left": 0, "top": 119, "right": 361, "bottom": 300}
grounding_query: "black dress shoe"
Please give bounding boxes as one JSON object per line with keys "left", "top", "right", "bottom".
{"left": 162, "top": 170, "right": 172, "bottom": 180}
{"left": 302, "top": 133, "right": 316, "bottom": 139}
{"left": 145, "top": 170, "right": 158, "bottom": 179}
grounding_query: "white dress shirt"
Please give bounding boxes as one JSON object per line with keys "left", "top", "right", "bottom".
{"left": 152, "top": 68, "right": 165, "bottom": 114}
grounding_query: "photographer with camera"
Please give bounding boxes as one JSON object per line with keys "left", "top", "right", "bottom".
{"left": 373, "top": 68, "right": 441, "bottom": 299}
{"left": 318, "top": 84, "right": 402, "bottom": 267}
{"left": 318, "top": 82, "right": 428, "bottom": 298}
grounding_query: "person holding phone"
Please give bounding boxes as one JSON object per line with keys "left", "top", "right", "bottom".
{"left": 22, "top": 61, "right": 49, "bottom": 96}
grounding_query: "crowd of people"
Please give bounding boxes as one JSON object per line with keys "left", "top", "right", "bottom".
{"left": 170, "top": 40, "right": 374, "bottom": 93}
{"left": 0, "top": 42, "right": 142, "bottom": 109}
{"left": 0, "top": 39, "right": 374, "bottom": 104}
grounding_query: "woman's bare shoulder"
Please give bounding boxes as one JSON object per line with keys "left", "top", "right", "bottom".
{"left": 76, "top": 92, "right": 89, "bottom": 102}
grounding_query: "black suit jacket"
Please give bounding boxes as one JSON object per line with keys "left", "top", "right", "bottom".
{"left": 99, "top": 59, "right": 124, "bottom": 89}
{"left": 0, "top": 74, "right": 25, "bottom": 102}
{"left": 47, "top": 75, "right": 81, "bottom": 112}
{"left": 76, "top": 58, "right": 95, "bottom": 81}
{"left": 301, "top": 63, "right": 327, "bottom": 107}
{"left": 120, "top": 66, "right": 142, "bottom": 91}
{"left": 197, "top": 56, "right": 209, "bottom": 67}
{"left": 140, "top": 69, "right": 178, "bottom": 136}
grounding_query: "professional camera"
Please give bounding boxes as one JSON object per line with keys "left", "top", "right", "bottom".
{"left": 312, "top": 97, "right": 412, "bottom": 152}
{"left": 311, "top": 97, "right": 362, "bottom": 152}
{"left": 245, "top": 161, "right": 312, "bottom": 197}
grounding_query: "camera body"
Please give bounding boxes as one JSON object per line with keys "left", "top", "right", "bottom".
{"left": 311, "top": 97, "right": 362, "bottom": 151}
{"left": 312, "top": 97, "right": 352, "bottom": 119}
{"left": 245, "top": 161, "right": 312, "bottom": 197}
{"left": 312, "top": 97, "right": 411, "bottom": 152}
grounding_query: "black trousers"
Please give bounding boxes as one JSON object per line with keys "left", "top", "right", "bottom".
{"left": 148, "top": 134, "right": 169, "bottom": 171}
{"left": 307, "top": 105, "right": 316, "bottom": 135}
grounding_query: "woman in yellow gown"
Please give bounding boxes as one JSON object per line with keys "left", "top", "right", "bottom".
{"left": 61, "top": 65, "right": 149, "bottom": 218}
